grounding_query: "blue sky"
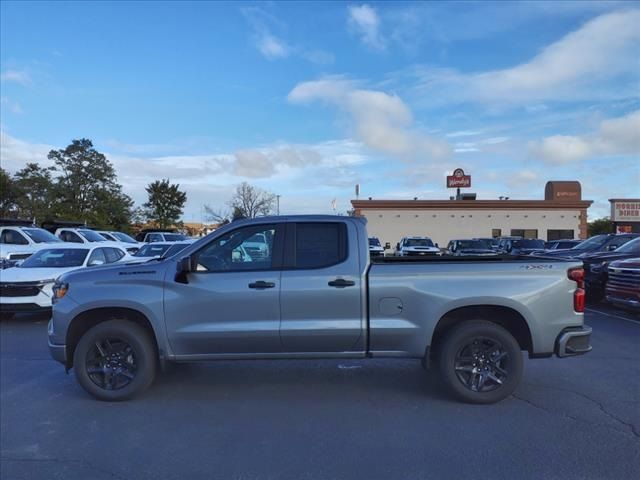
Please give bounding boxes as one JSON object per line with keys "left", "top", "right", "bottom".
{"left": 1, "top": 1, "right": 639, "bottom": 221}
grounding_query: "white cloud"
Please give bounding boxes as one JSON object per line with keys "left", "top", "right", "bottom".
{"left": 0, "top": 70, "right": 32, "bottom": 86}
{"left": 411, "top": 9, "right": 640, "bottom": 105}
{"left": 446, "top": 130, "right": 483, "bottom": 138}
{"left": 1, "top": 97, "right": 24, "bottom": 115}
{"left": 529, "top": 110, "right": 640, "bottom": 164}
{"left": 288, "top": 77, "right": 451, "bottom": 161}
{"left": 243, "top": 7, "right": 333, "bottom": 64}
{"left": 348, "top": 4, "right": 386, "bottom": 51}
{"left": 257, "top": 34, "right": 290, "bottom": 59}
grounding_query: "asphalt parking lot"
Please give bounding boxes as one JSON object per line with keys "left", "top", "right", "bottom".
{"left": 1, "top": 307, "right": 638, "bottom": 480}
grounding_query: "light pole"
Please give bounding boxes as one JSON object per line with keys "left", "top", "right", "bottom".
{"left": 276, "top": 195, "right": 280, "bottom": 215}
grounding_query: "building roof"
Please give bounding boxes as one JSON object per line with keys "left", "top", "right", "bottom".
{"left": 351, "top": 199, "right": 593, "bottom": 210}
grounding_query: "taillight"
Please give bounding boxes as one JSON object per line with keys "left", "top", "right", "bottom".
{"left": 568, "top": 267, "right": 585, "bottom": 313}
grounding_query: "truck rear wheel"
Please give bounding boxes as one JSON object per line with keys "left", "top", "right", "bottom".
{"left": 73, "top": 319, "right": 156, "bottom": 401}
{"left": 437, "top": 320, "right": 523, "bottom": 404}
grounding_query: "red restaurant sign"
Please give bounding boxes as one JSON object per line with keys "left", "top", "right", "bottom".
{"left": 447, "top": 168, "right": 471, "bottom": 188}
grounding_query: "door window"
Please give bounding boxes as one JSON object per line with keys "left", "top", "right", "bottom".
{"left": 0, "top": 230, "right": 29, "bottom": 245}
{"left": 294, "top": 223, "right": 347, "bottom": 269}
{"left": 104, "top": 247, "right": 125, "bottom": 263}
{"left": 60, "top": 231, "right": 83, "bottom": 243}
{"left": 194, "top": 225, "right": 277, "bottom": 272}
{"left": 87, "top": 248, "right": 107, "bottom": 266}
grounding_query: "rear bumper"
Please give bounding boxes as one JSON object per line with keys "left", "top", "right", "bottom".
{"left": 555, "top": 325, "right": 592, "bottom": 357}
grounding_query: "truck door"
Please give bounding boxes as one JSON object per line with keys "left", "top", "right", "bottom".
{"left": 163, "top": 223, "right": 284, "bottom": 355}
{"left": 279, "top": 221, "right": 365, "bottom": 353}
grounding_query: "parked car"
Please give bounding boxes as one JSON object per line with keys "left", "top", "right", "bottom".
{"left": 135, "top": 229, "right": 188, "bottom": 243}
{"left": 48, "top": 215, "right": 590, "bottom": 404}
{"left": 542, "top": 233, "right": 639, "bottom": 259}
{"left": 582, "top": 237, "right": 640, "bottom": 301}
{"left": 0, "top": 244, "right": 130, "bottom": 318}
{"left": 445, "top": 239, "right": 497, "bottom": 256}
{"left": 498, "top": 238, "right": 546, "bottom": 255}
{"left": 55, "top": 227, "right": 139, "bottom": 255}
{"left": 605, "top": 258, "right": 640, "bottom": 312}
{"left": 395, "top": 236, "right": 440, "bottom": 256}
{"left": 97, "top": 231, "right": 142, "bottom": 253}
{"left": 129, "top": 241, "right": 193, "bottom": 263}
{"left": 545, "top": 239, "right": 583, "bottom": 251}
{"left": 473, "top": 237, "right": 500, "bottom": 251}
{"left": 0, "top": 224, "right": 64, "bottom": 263}
{"left": 368, "top": 237, "right": 385, "bottom": 257}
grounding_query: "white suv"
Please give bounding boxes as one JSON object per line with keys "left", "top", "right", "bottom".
{"left": 55, "top": 228, "right": 139, "bottom": 254}
{"left": 395, "top": 236, "right": 441, "bottom": 257}
{"left": 0, "top": 226, "right": 63, "bottom": 262}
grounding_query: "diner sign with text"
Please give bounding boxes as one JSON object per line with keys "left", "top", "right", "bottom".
{"left": 447, "top": 168, "right": 471, "bottom": 188}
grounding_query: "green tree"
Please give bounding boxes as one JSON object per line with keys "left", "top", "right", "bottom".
{"left": 0, "top": 168, "right": 20, "bottom": 217}
{"left": 588, "top": 217, "right": 614, "bottom": 236}
{"left": 143, "top": 179, "right": 187, "bottom": 229}
{"left": 13, "top": 163, "right": 56, "bottom": 221}
{"left": 47, "top": 138, "right": 133, "bottom": 227}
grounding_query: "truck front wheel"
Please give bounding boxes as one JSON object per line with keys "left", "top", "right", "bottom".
{"left": 73, "top": 319, "right": 157, "bottom": 401}
{"left": 437, "top": 320, "right": 523, "bottom": 404}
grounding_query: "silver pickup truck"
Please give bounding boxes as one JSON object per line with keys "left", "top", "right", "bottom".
{"left": 48, "top": 215, "right": 591, "bottom": 404}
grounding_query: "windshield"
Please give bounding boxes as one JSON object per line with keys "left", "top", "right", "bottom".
{"left": 369, "top": 238, "right": 381, "bottom": 247}
{"left": 162, "top": 243, "right": 189, "bottom": 258}
{"left": 405, "top": 238, "right": 434, "bottom": 247}
{"left": 99, "top": 232, "right": 117, "bottom": 241}
{"left": 513, "top": 239, "right": 545, "bottom": 249}
{"left": 79, "top": 229, "right": 108, "bottom": 242}
{"left": 112, "top": 232, "right": 138, "bottom": 243}
{"left": 164, "top": 233, "right": 187, "bottom": 241}
{"left": 20, "top": 248, "right": 89, "bottom": 268}
{"left": 571, "top": 235, "right": 607, "bottom": 250}
{"left": 135, "top": 244, "right": 172, "bottom": 257}
{"left": 458, "top": 240, "right": 491, "bottom": 250}
{"left": 22, "top": 228, "right": 62, "bottom": 243}
{"left": 616, "top": 237, "right": 640, "bottom": 253}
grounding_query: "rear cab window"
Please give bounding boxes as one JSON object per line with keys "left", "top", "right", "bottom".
{"left": 293, "top": 222, "right": 347, "bottom": 269}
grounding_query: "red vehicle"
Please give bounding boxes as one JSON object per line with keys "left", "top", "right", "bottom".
{"left": 605, "top": 258, "right": 640, "bottom": 312}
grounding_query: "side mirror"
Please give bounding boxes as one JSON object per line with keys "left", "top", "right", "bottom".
{"left": 435, "top": 243, "right": 439, "bottom": 248}
{"left": 608, "top": 245, "right": 618, "bottom": 251}
{"left": 175, "top": 255, "right": 193, "bottom": 284}
{"left": 385, "top": 242, "right": 391, "bottom": 250}
{"left": 396, "top": 243, "right": 400, "bottom": 250}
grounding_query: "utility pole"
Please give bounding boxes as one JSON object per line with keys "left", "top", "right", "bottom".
{"left": 276, "top": 195, "right": 281, "bottom": 216}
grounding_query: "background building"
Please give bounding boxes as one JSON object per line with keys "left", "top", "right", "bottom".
{"left": 352, "top": 181, "right": 592, "bottom": 247}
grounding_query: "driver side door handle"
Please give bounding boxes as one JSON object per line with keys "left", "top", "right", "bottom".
{"left": 328, "top": 278, "right": 355, "bottom": 288}
{"left": 248, "top": 281, "right": 276, "bottom": 290}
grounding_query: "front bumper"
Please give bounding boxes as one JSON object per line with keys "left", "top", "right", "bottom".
{"left": 48, "top": 319, "right": 67, "bottom": 365}
{"left": 0, "top": 303, "right": 51, "bottom": 314}
{"left": 555, "top": 325, "right": 592, "bottom": 357}
{"left": 606, "top": 295, "right": 640, "bottom": 310}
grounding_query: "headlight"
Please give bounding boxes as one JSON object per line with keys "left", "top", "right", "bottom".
{"left": 52, "top": 282, "right": 69, "bottom": 303}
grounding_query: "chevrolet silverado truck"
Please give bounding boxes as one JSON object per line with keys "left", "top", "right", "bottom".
{"left": 47, "top": 215, "right": 591, "bottom": 404}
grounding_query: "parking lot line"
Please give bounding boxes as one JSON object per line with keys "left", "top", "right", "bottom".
{"left": 586, "top": 307, "right": 639, "bottom": 325}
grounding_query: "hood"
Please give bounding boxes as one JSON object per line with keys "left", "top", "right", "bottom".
{"left": 458, "top": 249, "right": 496, "bottom": 255}
{"left": 0, "top": 266, "right": 80, "bottom": 283}
{"left": 581, "top": 251, "right": 634, "bottom": 263}
{"left": 609, "top": 257, "right": 640, "bottom": 269}
{"left": 58, "top": 256, "right": 169, "bottom": 284}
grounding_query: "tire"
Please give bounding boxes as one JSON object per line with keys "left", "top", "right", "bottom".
{"left": 437, "top": 320, "right": 523, "bottom": 404}
{"left": 73, "top": 319, "right": 157, "bottom": 401}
